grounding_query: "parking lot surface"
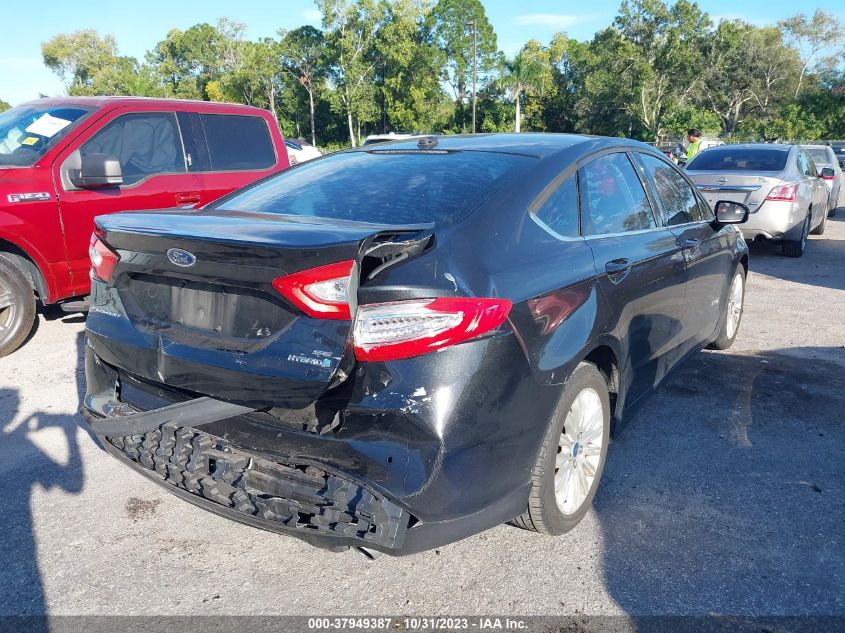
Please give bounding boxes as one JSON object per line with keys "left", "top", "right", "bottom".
{"left": 1, "top": 214, "right": 843, "bottom": 618}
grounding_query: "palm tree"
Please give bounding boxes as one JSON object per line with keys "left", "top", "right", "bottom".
{"left": 499, "top": 40, "right": 552, "bottom": 133}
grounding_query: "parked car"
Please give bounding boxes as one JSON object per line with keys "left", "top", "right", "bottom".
{"left": 801, "top": 144, "right": 842, "bottom": 216}
{"left": 285, "top": 138, "right": 322, "bottom": 164}
{"left": 686, "top": 144, "right": 829, "bottom": 257}
{"left": 80, "top": 134, "right": 749, "bottom": 557}
{"left": 829, "top": 141, "right": 845, "bottom": 169}
{"left": 0, "top": 97, "right": 290, "bottom": 356}
{"left": 362, "top": 132, "right": 416, "bottom": 145}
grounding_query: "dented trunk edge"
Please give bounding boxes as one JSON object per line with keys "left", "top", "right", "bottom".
{"left": 80, "top": 325, "right": 557, "bottom": 555}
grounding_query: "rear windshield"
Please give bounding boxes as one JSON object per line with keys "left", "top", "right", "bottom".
{"left": 805, "top": 148, "right": 832, "bottom": 165}
{"left": 687, "top": 148, "right": 789, "bottom": 172}
{"left": 214, "top": 150, "right": 533, "bottom": 225}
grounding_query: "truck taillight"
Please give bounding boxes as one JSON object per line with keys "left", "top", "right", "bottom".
{"left": 353, "top": 297, "right": 512, "bottom": 362}
{"left": 89, "top": 234, "right": 119, "bottom": 282}
{"left": 765, "top": 182, "right": 799, "bottom": 202}
{"left": 272, "top": 260, "right": 355, "bottom": 320}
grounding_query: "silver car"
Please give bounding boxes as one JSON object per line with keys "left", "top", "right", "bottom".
{"left": 686, "top": 144, "right": 829, "bottom": 257}
{"left": 801, "top": 144, "right": 842, "bottom": 217}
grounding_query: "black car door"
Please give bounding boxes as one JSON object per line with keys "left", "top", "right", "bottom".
{"left": 635, "top": 152, "right": 734, "bottom": 350}
{"left": 579, "top": 151, "right": 687, "bottom": 405}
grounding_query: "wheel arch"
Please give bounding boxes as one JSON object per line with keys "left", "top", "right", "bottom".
{"left": 0, "top": 237, "right": 50, "bottom": 303}
{"left": 578, "top": 341, "right": 622, "bottom": 427}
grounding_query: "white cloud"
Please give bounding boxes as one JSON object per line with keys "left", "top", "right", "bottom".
{"left": 513, "top": 13, "right": 580, "bottom": 29}
{"left": 301, "top": 8, "right": 322, "bottom": 23}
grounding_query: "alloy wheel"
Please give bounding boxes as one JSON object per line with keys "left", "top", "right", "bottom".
{"left": 554, "top": 387, "right": 605, "bottom": 515}
{"left": 725, "top": 273, "right": 744, "bottom": 340}
{"left": 0, "top": 275, "right": 17, "bottom": 333}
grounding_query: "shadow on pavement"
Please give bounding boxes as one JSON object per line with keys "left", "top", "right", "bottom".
{"left": 746, "top": 221, "right": 845, "bottom": 292}
{"left": 595, "top": 346, "right": 845, "bottom": 617}
{"left": 0, "top": 332, "right": 87, "bottom": 625}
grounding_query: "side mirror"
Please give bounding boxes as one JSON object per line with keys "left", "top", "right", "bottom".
{"left": 820, "top": 167, "right": 835, "bottom": 179}
{"left": 714, "top": 200, "right": 749, "bottom": 224}
{"left": 71, "top": 154, "right": 123, "bottom": 188}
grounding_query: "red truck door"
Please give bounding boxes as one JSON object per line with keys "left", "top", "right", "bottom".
{"left": 51, "top": 106, "right": 202, "bottom": 296}
{"left": 175, "top": 110, "right": 286, "bottom": 204}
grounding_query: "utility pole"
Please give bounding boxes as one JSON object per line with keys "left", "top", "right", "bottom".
{"left": 467, "top": 20, "right": 478, "bottom": 134}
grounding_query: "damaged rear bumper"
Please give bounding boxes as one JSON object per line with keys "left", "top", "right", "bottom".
{"left": 80, "top": 334, "right": 550, "bottom": 555}
{"left": 80, "top": 405, "right": 413, "bottom": 552}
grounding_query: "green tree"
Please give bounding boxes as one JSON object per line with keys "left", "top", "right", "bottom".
{"left": 426, "top": 0, "right": 498, "bottom": 130}
{"left": 41, "top": 30, "right": 119, "bottom": 94}
{"left": 280, "top": 26, "right": 326, "bottom": 145}
{"left": 375, "top": 0, "right": 451, "bottom": 133}
{"left": 319, "top": 0, "right": 384, "bottom": 146}
{"left": 0, "top": 100, "right": 11, "bottom": 112}
{"left": 499, "top": 39, "right": 555, "bottom": 132}
{"left": 779, "top": 10, "right": 845, "bottom": 98}
{"left": 147, "top": 24, "right": 224, "bottom": 99}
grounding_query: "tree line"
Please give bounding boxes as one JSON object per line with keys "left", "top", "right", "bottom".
{"left": 25, "top": 0, "right": 845, "bottom": 148}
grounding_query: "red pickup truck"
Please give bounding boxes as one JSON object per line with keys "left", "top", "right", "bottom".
{"left": 0, "top": 97, "right": 290, "bottom": 356}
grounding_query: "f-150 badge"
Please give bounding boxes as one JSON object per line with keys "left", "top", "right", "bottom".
{"left": 8, "top": 192, "right": 51, "bottom": 203}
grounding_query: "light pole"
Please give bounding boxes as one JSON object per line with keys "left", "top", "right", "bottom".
{"left": 466, "top": 20, "right": 477, "bottom": 134}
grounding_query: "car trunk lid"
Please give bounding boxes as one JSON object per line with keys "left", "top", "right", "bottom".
{"left": 687, "top": 171, "right": 784, "bottom": 210}
{"left": 92, "top": 209, "right": 432, "bottom": 408}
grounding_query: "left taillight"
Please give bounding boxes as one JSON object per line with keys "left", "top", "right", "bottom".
{"left": 353, "top": 297, "right": 512, "bottom": 362}
{"left": 272, "top": 260, "right": 355, "bottom": 320}
{"left": 89, "top": 233, "right": 119, "bottom": 283}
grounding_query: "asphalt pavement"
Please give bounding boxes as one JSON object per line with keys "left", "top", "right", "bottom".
{"left": 1, "top": 211, "right": 843, "bottom": 621}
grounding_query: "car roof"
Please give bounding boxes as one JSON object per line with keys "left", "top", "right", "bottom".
{"left": 351, "top": 133, "right": 653, "bottom": 159}
{"left": 17, "top": 96, "right": 270, "bottom": 115}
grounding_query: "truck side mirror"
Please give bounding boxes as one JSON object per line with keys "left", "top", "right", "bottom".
{"left": 72, "top": 154, "right": 123, "bottom": 188}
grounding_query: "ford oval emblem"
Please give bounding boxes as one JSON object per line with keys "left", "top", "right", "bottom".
{"left": 167, "top": 248, "right": 196, "bottom": 267}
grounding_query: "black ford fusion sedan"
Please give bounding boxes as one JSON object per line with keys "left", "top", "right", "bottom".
{"left": 80, "top": 134, "right": 750, "bottom": 556}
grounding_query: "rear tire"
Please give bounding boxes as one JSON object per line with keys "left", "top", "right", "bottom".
{"left": 782, "top": 214, "right": 809, "bottom": 257}
{"left": 514, "top": 362, "right": 611, "bottom": 535}
{"left": 0, "top": 254, "right": 37, "bottom": 358}
{"left": 811, "top": 211, "right": 826, "bottom": 235}
{"left": 708, "top": 268, "right": 745, "bottom": 351}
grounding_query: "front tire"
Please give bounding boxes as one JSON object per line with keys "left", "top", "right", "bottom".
{"left": 709, "top": 267, "right": 745, "bottom": 350}
{"left": 514, "top": 362, "right": 611, "bottom": 535}
{"left": 0, "top": 254, "right": 37, "bottom": 358}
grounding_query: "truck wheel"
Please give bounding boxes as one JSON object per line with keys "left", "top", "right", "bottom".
{"left": 0, "top": 254, "right": 37, "bottom": 358}
{"left": 513, "top": 362, "right": 610, "bottom": 535}
{"left": 782, "top": 214, "right": 809, "bottom": 258}
{"left": 708, "top": 268, "right": 745, "bottom": 351}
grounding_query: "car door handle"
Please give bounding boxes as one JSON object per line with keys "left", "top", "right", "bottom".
{"left": 605, "top": 258, "right": 631, "bottom": 276}
{"left": 175, "top": 192, "right": 201, "bottom": 207}
{"left": 683, "top": 238, "right": 701, "bottom": 248}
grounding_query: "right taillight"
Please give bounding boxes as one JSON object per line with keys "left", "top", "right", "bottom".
{"left": 353, "top": 297, "right": 512, "bottom": 362}
{"left": 89, "top": 234, "right": 119, "bottom": 282}
{"left": 765, "top": 182, "right": 799, "bottom": 202}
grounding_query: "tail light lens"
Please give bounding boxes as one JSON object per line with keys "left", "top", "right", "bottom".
{"left": 272, "top": 260, "right": 355, "bottom": 320}
{"left": 89, "top": 234, "right": 119, "bottom": 282}
{"left": 353, "top": 297, "right": 512, "bottom": 362}
{"left": 765, "top": 182, "right": 799, "bottom": 202}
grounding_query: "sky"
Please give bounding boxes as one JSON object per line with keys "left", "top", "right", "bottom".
{"left": 1, "top": 0, "right": 841, "bottom": 106}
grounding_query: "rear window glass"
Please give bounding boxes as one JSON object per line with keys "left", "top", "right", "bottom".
{"left": 805, "top": 148, "right": 831, "bottom": 165}
{"left": 214, "top": 150, "right": 533, "bottom": 226}
{"left": 200, "top": 114, "right": 276, "bottom": 171}
{"left": 687, "top": 148, "right": 789, "bottom": 171}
